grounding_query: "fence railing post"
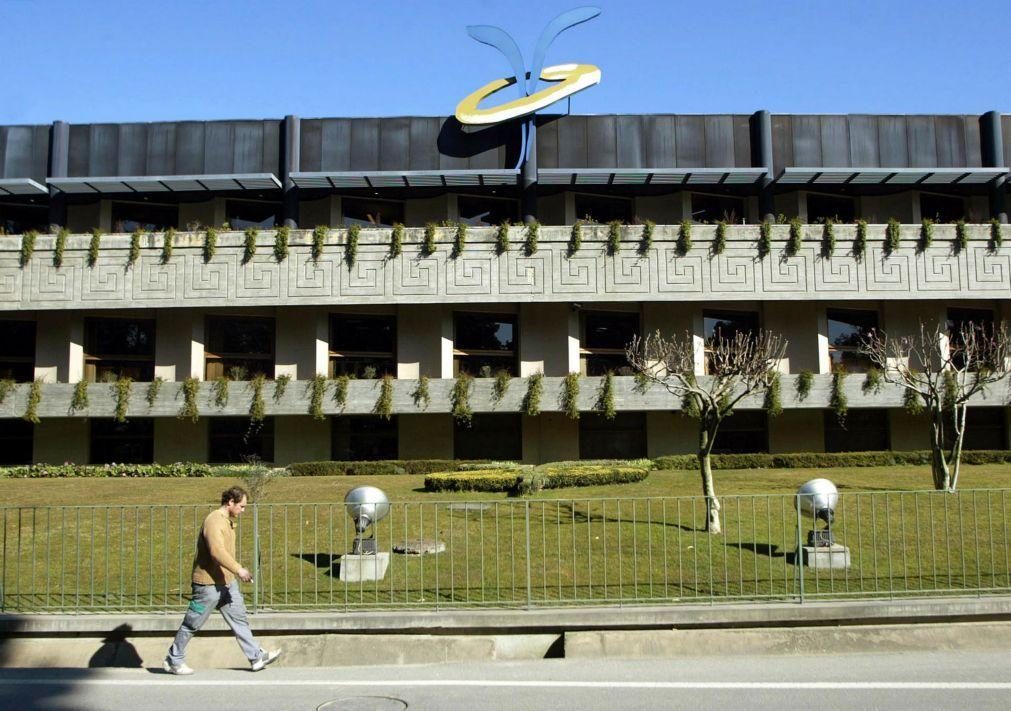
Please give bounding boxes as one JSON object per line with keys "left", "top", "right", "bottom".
{"left": 796, "top": 493, "right": 805, "bottom": 604}
{"left": 524, "top": 500, "right": 532, "bottom": 608}
{"left": 251, "top": 505, "right": 259, "bottom": 614}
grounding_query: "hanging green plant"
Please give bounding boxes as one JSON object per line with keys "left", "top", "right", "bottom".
{"left": 19, "top": 230, "right": 37, "bottom": 268}
{"left": 213, "top": 376, "right": 230, "bottom": 408}
{"left": 595, "top": 372, "right": 617, "bottom": 420}
{"left": 796, "top": 370, "right": 814, "bottom": 401}
{"left": 681, "top": 374, "right": 701, "bottom": 418}
{"left": 853, "top": 219, "right": 868, "bottom": 261}
{"left": 128, "top": 228, "right": 142, "bottom": 268}
{"left": 53, "top": 227, "right": 68, "bottom": 268}
{"left": 561, "top": 372, "right": 581, "bottom": 420}
{"left": 412, "top": 375, "right": 431, "bottom": 410}
{"left": 0, "top": 378, "right": 15, "bottom": 405}
{"left": 87, "top": 229, "right": 102, "bottom": 267}
{"left": 764, "top": 371, "right": 782, "bottom": 417}
{"left": 146, "top": 376, "right": 164, "bottom": 408}
{"left": 633, "top": 371, "right": 650, "bottom": 395}
{"left": 638, "top": 220, "right": 654, "bottom": 256}
{"left": 311, "top": 225, "right": 327, "bottom": 262}
{"left": 271, "top": 373, "right": 290, "bottom": 403}
{"left": 70, "top": 380, "right": 89, "bottom": 413}
{"left": 422, "top": 222, "right": 437, "bottom": 257}
{"left": 23, "top": 378, "right": 43, "bottom": 423}
{"left": 523, "top": 220, "right": 539, "bottom": 256}
{"left": 373, "top": 374, "right": 395, "bottom": 420}
{"left": 243, "top": 228, "right": 258, "bottom": 264}
{"left": 113, "top": 377, "right": 132, "bottom": 423}
{"left": 954, "top": 219, "right": 968, "bottom": 254}
{"left": 308, "top": 374, "right": 328, "bottom": 420}
{"left": 606, "top": 220, "right": 622, "bottom": 256}
{"left": 248, "top": 374, "right": 266, "bottom": 423}
{"left": 179, "top": 377, "right": 200, "bottom": 423}
{"left": 862, "top": 367, "right": 883, "bottom": 395}
{"left": 273, "top": 226, "right": 290, "bottom": 262}
{"left": 522, "top": 372, "right": 543, "bottom": 415}
{"left": 676, "top": 219, "right": 692, "bottom": 256}
{"left": 830, "top": 369, "right": 848, "bottom": 425}
{"left": 820, "top": 219, "right": 835, "bottom": 259}
{"left": 884, "top": 218, "right": 900, "bottom": 256}
{"left": 903, "top": 386, "right": 925, "bottom": 415}
{"left": 161, "top": 227, "right": 175, "bottom": 264}
{"left": 390, "top": 223, "right": 404, "bottom": 258}
{"left": 203, "top": 227, "right": 218, "bottom": 263}
{"left": 344, "top": 223, "right": 361, "bottom": 268}
{"left": 785, "top": 218, "right": 803, "bottom": 257}
{"left": 451, "top": 373, "right": 474, "bottom": 426}
{"left": 712, "top": 220, "right": 728, "bottom": 256}
{"left": 451, "top": 222, "right": 467, "bottom": 259}
{"left": 567, "top": 220, "right": 583, "bottom": 257}
{"left": 918, "top": 218, "right": 934, "bottom": 253}
{"left": 333, "top": 374, "right": 350, "bottom": 411}
{"left": 757, "top": 221, "right": 771, "bottom": 260}
{"left": 495, "top": 221, "right": 510, "bottom": 255}
{"left": 492, "top": 370, "right": 511, "bottom": 404}
{"left": 989, "top": 218, "right": 1003, "bottom": 252}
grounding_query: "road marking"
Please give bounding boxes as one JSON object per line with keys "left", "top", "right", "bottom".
{"left": 1, "top": 679, "right": 1010, "bottom": 690}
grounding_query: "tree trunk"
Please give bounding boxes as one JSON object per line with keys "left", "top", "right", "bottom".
{"left": 947, "top": 404, "right": 967, "bottom": 492}
{"left": 697, "top": 425, "right": 721, "bottom": 534}
{"left": 929, "top": 410, "right": 951, "bottom": 491}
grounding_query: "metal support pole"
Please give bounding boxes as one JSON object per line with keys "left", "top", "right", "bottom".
{"left": 522, "top": 119, "right": 538, "bottom": 224}
{"left": 48, "top": 120, "right": 70, "bottom": 231}
{"left": 981, "top": 111, "right": 1008, "bottom": 224}
{"left": 252, "top": 505, "right": 259, "bottom": 613}
{"left": 281, "top": 114, "right": 301, "bottom": 229}
{"left": 751, "top": 110, "right": 775, "bottom": 223}
{"left": 796, "top": 494, "right": 805, "bottom": 603}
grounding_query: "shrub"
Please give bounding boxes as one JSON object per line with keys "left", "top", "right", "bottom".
{"left": 523, "top": 221, "right": 539, "bottom": 256}
{"left": 1, "top": 462, "right": 215, "bottom": 478}
{"left": 53, "top": 228, "right": 68, "bottom": 268}
{"left": 884, "top": 218, "right": 900, "bottom": 256}
{"left": 243, "top": 227, "right": 258, "bottom": 264}
{"left": 676, "top": 219, "right": 692, "bottom": 256}
{"left": 757, "top": 221, "right": 771, "bottom": 259}
{"left": 204, "top": 227, "right": 218, "bottom": 262}
{"left": 820, "top": 219, "right": 835, "bottom": 259}
{"left": 786, "top": 218, "right": 803, "bottom": 257}
{"left": 425, "top": 469, "right": 521, "bottom": 493}
{"left": 853, "top": 219, "right": 868, "bottom": 261}
{"left": 390, "top": 223, "right": 404, "bottom": 258}
{"left": 638, "top": 220, "right": 654, "bottom": 256}
{"left": 422, "top": 223, "right": 437, "bottom": 257}
{"left": 20, "top": 230, "right": 37, "bottom": 268}
{"left": 451, "top": 222, "right": 467, "bottom": 259}
{"left": 495, "top": 221, "right": 510, "bottom": 255}
{"left": 273, "top": 225, "right": 290, "bottom": 262}
{"left": 161, "top": 227, "right": 175, "bottom": 264}
{"left": 650, "top": 450, "right": 1011, "bottom": 471}
{"left": 312, "top": 225, "right": 327, "bottom": 262}
{"left": 606, "top": 220, "right": 622, "bottom": 256}
{"left": 425, "top": 463, "right": 650, "bottom": 493}
{"left": 345, "top": 224, "right": 360, "bottom": 267}
{"left": 288, "top": 459, "right": 490, "bottom": 477}
{"left": 712, "top": 220, "right": 727, "bottom": 256}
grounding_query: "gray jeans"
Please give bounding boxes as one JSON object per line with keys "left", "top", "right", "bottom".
{"left": 167, "top": 581, "right": 261, "bottom": 664}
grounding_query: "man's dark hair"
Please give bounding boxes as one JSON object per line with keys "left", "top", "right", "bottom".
{"left": 221, "top": 486, "right": 248, "bottom": 506}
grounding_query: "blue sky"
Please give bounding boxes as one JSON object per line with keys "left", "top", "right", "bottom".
{"left": 3, "top": 0, "right": 1009, "bottom": 124}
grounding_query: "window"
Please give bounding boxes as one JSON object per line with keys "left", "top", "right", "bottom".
{"left": 953, "top": 408, "right": 1007, "bottom": 451}
{"left": 703, "top": 310, "right": 759, "bottom": 374}
{"left": 574, "top": 194, "right": 632, "bottom": 224}
{"left": 84, "top": 318, "right": 155, "bottom": 382}
{"left": 0, "top": 203, "right": 48, "bottom": 235}
{"left": 947, "top": 307, "right": 995, "bottom": 370}
{"left": 454, "top": 414, "right": 522, "bottom": 460}
{"left": 0, "top": 320, "right": 36, "bottom": 382}
{"left": 827, "top": 308, "right": 878, "bottom": 373}
{"left": 0, "top": 420, "right": 33, "bottom": 465}
{"left": 209, "top": 417, "right": 274, "bottom": 463}
{"left": 920, "top": 193, "right": 965, "bottom": 223}
{"left": 225, "top": 200, "right": 280, "bottom": 229}
{"left": 581, "top": 310, "right": 639, "bottom": 376}
{"left": 824, "top": 409, "right": 889, "bottom": 452}
{"left": 579, "top": 412, "right": 646, "bottom": 459}
{"left": 691, "top": 194, "right": 745, "bottom": 224}
{"left": 90, "top": 418, "right": 154, "bottom": 464}
{"left": 329, "top": 314, "right": 396, "bottom": 378}
{"left": 205, "top": 316, "right": 274, "bottom": 380}
{"left": 454, "top": 312, "right": 517, "bottom": 376}
{"left": 458, "top": 195, "right": 518, "bottom": 227}
{"left": 343, "top": 197, "right": 404, "bottom": 228}
{"left": 711, "top": 411, "right": 768, "bottom": 454}
{"left": 332, "top": 416, "right": 398, "bottom": 460}
{"left": 807, "top": 194, "right": 855, "bottom": 224}
{"left": 111, "top": 202, "right": 178, "bottom": 233}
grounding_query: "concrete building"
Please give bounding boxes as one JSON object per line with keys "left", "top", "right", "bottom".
{"left": 1, "top": 111, "right": 1009, "bottom": 465}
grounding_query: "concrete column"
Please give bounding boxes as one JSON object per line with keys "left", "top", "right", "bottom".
{"left": 566, "top": 308, "right": 581, "bottom": 375}
{"left": 522, "top": 119, "right": 537, "bottom": 224}
{"left": 563, "top": 192, "right": 576, "bottom": 225}
{"left": 281, "top": 115, "right": 301, "bottom": 229}
{"left": 519, "top": 303, "right": 568, "bottom": 376}
{"left": 691, "top": 310, "right": 705, "bottom": 375}
{"left": 33, "top": 312, "right": 77, "bottom": 383}
{"left": 155, "top": 310, "right": 198, "bottom": 382}
{"left": 397, "top": 304, "right": 444, "bottom": 379}
{"left": 275, "top": 306, "right": 317, "bottom": 380}
{"left": 47, "top": 120, "right": 70, "bottom": 230}
{"left": 190, "top": 316, "right": 206, "bottom": 380}
{"left": 67, "top": 317, "right": 84, "bottom": 383}
{"left": 750, "top": 110, "right": 775, "bottom": 222}
{"left": 981, "top": 111, "right": 1008, "bottom": 223}
{"left": 816, "top": 308, "right": 831, "bottom": 374}
{"left": 314, "top": 311, "right": 330, "bottom": 377}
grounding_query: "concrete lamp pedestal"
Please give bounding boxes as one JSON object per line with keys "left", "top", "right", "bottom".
{"left": 339, "top": 552, "right": 390, "bottom": 582}
{"left": 800, "top": 544, "right": 851, "bottom": 569}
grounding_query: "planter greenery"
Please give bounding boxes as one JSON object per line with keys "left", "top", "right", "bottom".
{"left": 862, "top": 367, "right": 883, "bottom": 395}
{"left": 606, "top": 220, "right": 622, "bottom": 256}
{"left": 796, "top": 370, "right": 814, "bottom": 401}
{"left": 333, "top": 374, "right": 350, "bottom": 411}
{"left": 243, "top": 228, "right": 258, "bottom": 264}
{"left": 113, "top": 377, "right": 132, "bottom": 423}
{"left": 20, "top": 230, "right": 37, "bottom": 268}
{"left": 412, "top": 375, "right": 431, "bottom": 410}
{"left": 495, "top": 221, "right": 510, "bottom": 255}
{"left": 820, "top": 219, "right": 835, "bottom": 258}
{"left": 522, "top": 372, "right": 543, "bottom": 415}
{"left": 374, "top": 374, "right": 395, "bottom": 420}
{"left": 830, "top": 368, "right": 848, "bottom": 425}
{"left": 638, "top": 220, "right": 654, "bottom": 256}
{"left": 70, "top": 380, "right": 89, "bottom": 414}
{"left": 311, "top": 225, "right": 327, "bottom": 262}
{"left": 272, "top": 373, "right": 290, "bottom": 402}
{"left": 492, "top": 370, "right": 511, "bottom": 404}
{"left": 712, "top": 220, "right": 727, "bottom": 256}
{"left": 273, "top": 226, "right": 290, "bottom": 262}
{"left": 676, "top": 219, "right": 692, "bottom": 256}
{"left": 561, "top": 372, "right": 580, "bottom": 420}
{"left": 213, "top": 376, "right": 230, "bottom": 408}
{"left": 179, "top": 377, "right": 200, "bottom": 422}
{"left": 853, "top": 219, "right": 868, "bottom": 261}
{"left": 954, "top": 219, "right": 968, "bottom": 254}
{"left": 764, "top": 371, "right": 782, "bottom": 417}
{"left": 990, "top": 218, "right": 1003, "bottom": 252}
{"left": 918, "top": 218, "right": 934, "bottom": 253}
{"left": 523, "top": 221, "right": 539, "bottom": 256}
{"left": 884, "top": 218, "right": 900, "bottom": 256}
{"left": 308, "top": 374, "right": 327, "bottom": 420}
{"left": 345, "top": 224, "right": 360, "bottom": 267}
{"left": 88, "top": 229, "right": 102, "bottom": 267}
{"left": 451, "top": 373, "right": 474, "bottom": 426}
{"left": 567, "top": 220, "right": 583, "bottom": 257}
{"left": 203, "top": 227, "right": 218, "bottom": 262}
{"left": 451, "top": 222, "right": 467, "bottom": 259}
{"left": 422, "top": 223, "right": 437, "bottom": 257}
{"left": 390, "top": 223, "right": 404, "bottom": 258}
{"left": 146, "top": 376, "right": 164, "bottom": 408}
{"left": 128, "top": 228, "right": 142, "bottom": 267}
{"left": 248, "top": 374, "right": 266, "bottom": 422}
{"left": 160, "top": 228, "right": 175, "bottom": 264}
{"left": 53, "top": 228, "right": 68, "bottom": 268}
{"left": 23, "top": 378, "right": 42, "bottom": 423}
{"left": 757, "top": 221, "right": 771, "bottom": 259}
{"left": 595, "top": 372, "right": 616, "bottom": 420}
{"left": 786, "top": 218, "right": 803, "bottom": 257}
{"left": 0, "top": 378, "right": 15, "bottom": 405}
{"left": 903, "top": 386, "right": 925, "bottom": 415}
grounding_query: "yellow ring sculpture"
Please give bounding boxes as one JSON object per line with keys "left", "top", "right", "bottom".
{"left": 455, "top": 63, "right": 602, "bottom": 126}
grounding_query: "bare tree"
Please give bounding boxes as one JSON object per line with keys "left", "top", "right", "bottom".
{"left": 626, "top": 330, "right": 787, "bottom": 534}
{"left": 859, "top": 321, "right": 1011, "bottom": 492}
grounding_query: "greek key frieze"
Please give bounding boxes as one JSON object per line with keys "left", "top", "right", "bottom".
{"left": 132, "top": 256, "right": 179, "bottom": 300}
{"left": 235, "top": 256, "right": 281, "bottom": 298}
{"left": 499, "top": 252, "right": 547, "bottom": 295}
{"left": 393, "top": 254, "right": 439, "bottom": 296}
{"left": 288, "top": 252, "right": 336, "bottom": 297}
{"left": 762, "top": 250, "right": 809, "bottom": 292}
{"left": 709, "top": 251, "right": 755, "bottom": 293}
{"left": 967, "top": 248, "right": 1011, "bottom": 292}
{"left": 604, "top": 250, "right": 652, "bottom": 294}
{"left": 340, "top": 253, "right": 387, "bottom": 297}
{"left": 81, "top": 260, "right": 125, "bottom": 301}
{"left": 657, "top": 248, "right": 703, "bottom": 293}
{"left": 185, "top": 255, "right": 231, "bottom": 300}
{"left": 814, "top": 254, "right": 859, "bottom": 292}
{"left": 553, "top": 253, "right": 598, "bottom": 294}
{"left": 915, "top": 252, "right": 961, "bottom": 292}
{"left": 866, "top": 249, "right": 910, "bottom": 291}
{"left": 0, "top": 259, "right": 22, "bottom": 300}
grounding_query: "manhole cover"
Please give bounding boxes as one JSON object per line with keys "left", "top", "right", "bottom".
{"left": 445, "top": 503, "right": 491, "bottom": 512}
{"left": 318, "top": 697, "right": 407, "bottom": 711}
{"left": 393, "top": 538, "right": 446, "bottom": 555}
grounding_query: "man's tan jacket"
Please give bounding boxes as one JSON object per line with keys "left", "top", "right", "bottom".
{"left": 192, "top": 508, "right": 243, "bottom": 585}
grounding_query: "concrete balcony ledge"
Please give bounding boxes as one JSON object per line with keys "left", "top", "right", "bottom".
{"left": 1, "top": 375, "right": 1008, "bottom": 419}
{"left": 0, "top": 224, "right": 1007, "bottom": 310}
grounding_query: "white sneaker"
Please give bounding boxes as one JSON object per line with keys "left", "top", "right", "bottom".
{"left": 163, "top": 657, "right": 194, "bottom": 675}
{"left": 250, "top": 648, "right": 282, "bottom": 672}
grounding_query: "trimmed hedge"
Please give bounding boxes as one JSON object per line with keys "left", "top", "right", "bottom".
{"left": 288, "top": 459, "right": 492, "bottom": 477}
{"left": 0, "top": 462, "right": 214, "bottom": 478}
{"left": 425, "top": 469, "right": 524, "bottom": 493}
{"left": 425, "top": 464, "right": 649, "bottom": 493}
{"left": 653, "top": 450, "right": 1011, "bottom": 471}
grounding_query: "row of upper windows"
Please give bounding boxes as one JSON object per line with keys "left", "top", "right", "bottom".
{"left": 0, "top": 191, "right": 986, "bottom": 235}
{"left": 0, "top": 308, "right": 996, "bottom": 384}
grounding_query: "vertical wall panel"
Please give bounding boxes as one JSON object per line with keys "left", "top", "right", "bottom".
{"left": 962, "top": 116, "right": 982, "bottom": 167}
{"left": 820, "top": 116, "right": 851, "bottom": 167}
{"left": 704, "top": 115, "right": 735, "bottom": 167}
{"left": 616, "top": 116, "right": 644, "bottom": 168}
{"left": 675, "top": 115, "right": 705, "bottom": 168}
{"left": 116, "top": 124, "right": 147, "bottom": 176}
{"left": 379, "top": 118, "right": 410, "bottom": 171}
{"left": 31, "top": 125, "right": 51, "bottom": 181}
{"left": 146, "top": 123, "right": 177, "bottom": 175}
{"left": 848, "top": 116, "right": 879, "bottom": 166}
{"left": 906, "top": 117, "right": 937, "bottom": 168}
{"left": 791, "top": 116, "right": 822, "bottom": 166}
{"left": 261, "top": 121, "right": 280, "bottom": 175}
{"left": 320, "top": 119, "right": 351, "bottom": 172}
{"left": 771, "top": 115, "right": 793, "bottom": 170}
{"left": 933, "top": 116, "right": 965, "bottom": 167}
{"left": 299, "top": 120, "right": 323, "bottom": 172}
{"left": 536, "top": 116, "right": 559, "bottom": 169}
{"left": 586, "top": 116, "right": 617, "bottom": 168}
{"left": 174, "top": 123, "right": 206, "bottom": 175}
{"left": 349, "top": 119, "right": 380, "bottom": 171}
{"left": 232, "top": 122, "right": 264, "bottom": 173}
{"left": 203, "top": 123, "right": 235, "bottom": 174}
{"left": 877, "top": 117, "right": 908, "bottom": 166}
{"left": 1, "top": 126, "right": 34, "bottom": 179}
{"left": 732, "top": 115, "right": 751, "bottom": 168}
{"left": 643, "top": 115, "right": 675, "bottom": 168}
{"left": 407, "top": 118, "right": 439, "bottom": 170}
{"left": 558, "top": 116, "right": 587, "bottom": 169}
{"left": 1003, "top": 116, "right": 1011, "bottom": 168}
{"left": 88, "top": 125, "right": 119, "bottom": 177}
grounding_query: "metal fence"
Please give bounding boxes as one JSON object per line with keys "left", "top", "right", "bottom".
{"left": 2, "top": 489, "right": 1009, "bottom": 613}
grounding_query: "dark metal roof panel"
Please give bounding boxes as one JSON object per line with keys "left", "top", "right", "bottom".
{"left": 0, "top": 125, "right": 49, "bottom": 182}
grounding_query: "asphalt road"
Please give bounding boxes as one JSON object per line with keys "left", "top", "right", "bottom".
{"left": 1, "top": 649, "right": 1009, "bottom": 711}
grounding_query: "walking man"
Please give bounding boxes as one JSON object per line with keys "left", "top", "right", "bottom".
{"left": 164, "top": 486, "right": 281, "bottom": 674}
